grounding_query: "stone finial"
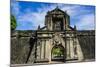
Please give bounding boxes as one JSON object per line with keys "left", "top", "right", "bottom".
{"left": 38, "top": 25, "right": 40, "bottom": 30}
{"left": 74, "top": 25, "right": 77, "bottom": 30}
{"left": 65, "top": 10, "right": 67, "bottom": 13}
{"left": 47, "top": 11, "right": 50, "bottom": 14}
{"left": 56, "top": 5, "right": 59, "bottom": 8}
{"left": 55, "top": 5, "right": 59, "bottom": 10}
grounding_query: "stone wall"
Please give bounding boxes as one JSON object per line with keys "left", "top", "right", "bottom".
{"left": 11, "top": 31, "right": 32, "bottom": 64}
{"left": 11, "top": 30, "right": 95, "bottom": 64}
{"left": 77, "top": 31, "right": 95, "bottom": 60}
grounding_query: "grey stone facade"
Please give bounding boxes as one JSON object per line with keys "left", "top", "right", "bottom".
{"left": 11, "top": 7, "right": 95, "bottom": 64}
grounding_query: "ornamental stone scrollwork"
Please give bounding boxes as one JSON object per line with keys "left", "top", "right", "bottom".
{"left": 52, "top": 33, "right": 62, "bottom": 46}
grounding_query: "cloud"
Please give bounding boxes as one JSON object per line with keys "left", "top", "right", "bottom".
{"left": 14, "top": 2, "right": 95, "bottom": 30}
{"left": 16, "top": 4, "right": 81, "bottom": 30}
{"left": 11, "top": 0, "right": 20, "bottom": 16}
{"left": 16, "top": 9, "right": 47, "bottom": 30}
{"left": 76, "top": 14, "right": 95, "bottom": 30}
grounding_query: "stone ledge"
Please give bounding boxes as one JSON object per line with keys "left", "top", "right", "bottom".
{"left": 66, "top": 58, "right": 78, "bottom": 61}
{"left": 34, "top": 59, "right": 49, "bottom": 63}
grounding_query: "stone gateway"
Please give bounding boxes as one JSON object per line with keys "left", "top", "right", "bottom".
{"left": 11, "top": 7, "right": 95, "bottom": 64}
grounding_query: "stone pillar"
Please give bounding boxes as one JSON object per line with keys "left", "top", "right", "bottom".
{"left": 40, "top": 40, "right": 42, "bottom": 59}
{"left": 65, "top": 15, "right": 69, "bottom": 30}
{"left": 45, "top": 39, "right": 51, "bottom": 63}
{"left": 69, "top": 37, "right": 75, "bottom": 59}
{"left": 45, "top": 40, "right": 49, "bottom": 59}
{"left": 44, "top": 40, "right": 46, "bottom": 59}
{"left": 47, "top": 16, "right": 52, "bottom": 31}
{"left": 48, "top": 39, "right": 52, "bottom": 63}
{"left": 36, "top": 41, "right": 41, "bottom": 59}
{"left": 75, "top": 38, "right": 84, "bottom": 61}
{"left": 63, "top": 16, "right": 66, "bottom": 30}
{"left": 45, "top": 16, "right": 47, "bottom": 27}
{"left": 73, "top": 37, "right": 78, "bottom": 59}
{"left": 66, "top": 37, "right": 70, "bottom": 60}
{"left": 41, "top": 40, "right": 44, "bottom": 59}
{"left": 47, "top": 17, "right": 50, "bottom": 30}
{"left": 50, "top": 16, "right": 53, "bottom": 30}
{"left": 46, "top": 16, "right": 49, "bottom": 30}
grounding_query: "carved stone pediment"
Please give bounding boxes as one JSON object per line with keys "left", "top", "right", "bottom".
{"left": 48, "top": 7, "right": 66, "bottom": 15}
{"left": 51, "top": 11, "right": 64, "bottom": 15}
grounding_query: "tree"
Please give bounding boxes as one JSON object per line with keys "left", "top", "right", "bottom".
{"left": 11, "top": 15, "right": 17, "bottom": 30}
{"left": 52, "top": 47, "right": 63, "bottom": 57}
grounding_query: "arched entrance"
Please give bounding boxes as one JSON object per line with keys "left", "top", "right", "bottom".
{"left": 51, "top": 45, "right": 65, "bottom": 62}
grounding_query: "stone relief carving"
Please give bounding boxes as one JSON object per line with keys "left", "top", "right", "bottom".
{"left": 52, "top": 33, "right": 62, "bottom": 46}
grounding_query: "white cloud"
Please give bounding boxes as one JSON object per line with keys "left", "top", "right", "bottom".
{"left": 76, "top": 14, "right": 95, "bottom": 30}
{"left": 17, "top": 11, "right": 46, "bottom": 30}
{"left": 17, "top": 4, "right": 81, "bottom": 30}
{"left": 16, "top": 3, "right": 95, "bottom": 30}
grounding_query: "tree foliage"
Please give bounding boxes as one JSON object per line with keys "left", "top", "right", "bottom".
{"left": 52, "top": 47, "right": 63, "bottom": 57}
{"left": 11, "top": 15, "right": 17, "bottom": 30}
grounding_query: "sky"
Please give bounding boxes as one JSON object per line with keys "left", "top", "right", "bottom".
{"left": 11, "top": 0, "right": 95, "bottom": 30}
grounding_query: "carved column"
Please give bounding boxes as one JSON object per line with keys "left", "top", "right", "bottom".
{"left": 48, "top": 39, "right": 52, "bottom": 63}
{"left": 36, "top": 40, "right": 41, "bottom": 59}
{"left": 50, "top": 16, "right": 53, "bottom": 30}
{"left": 75, "top": 37, "right": 84, "bottom": 61}
{"left": 63, "top": 16, "right": 66, "bottom": 30}
{"left": 65, "top": 15, "right": 69, "bottom": 30}
{"left": 69, "top": 37, "right": 75, "bottom": 59}
{"left": 41, "top": 39, "right": 44, "bottom": 59}
{"left": 73, "top": 37, "right": 78, "bottom": 59}
{"left": 66, "top": 37, "right": 70, "bottom": 60}
{"left": 44, "top": 40, "right": 46, "bottom": 59}
{"left": 45, "top": 40, "right": 49, "bottom": 59}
